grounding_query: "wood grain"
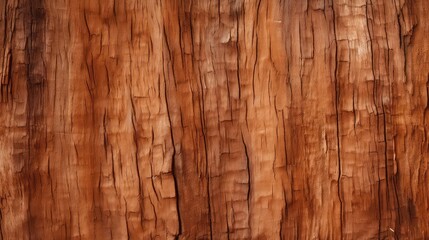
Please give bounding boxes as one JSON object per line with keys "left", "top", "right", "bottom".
{"left": 0, "top": 0, "right": 428, "bottom": 239}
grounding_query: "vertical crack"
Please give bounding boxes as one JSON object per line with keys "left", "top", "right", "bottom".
{"left": 382, "top": 103, "right": 391, "bottom": 229}
{"left": 130, "top": 94, "right": 141, "bottom": 192}
{"left": 198, "top": 81, "right": 213, "bottom": 239}
{"left": 241, "top": 132, "right": 251, "bottom": 232}
{"left": 365, "top": 2, "right": 384, "bottom": 237}
{"left": 163, "top": 71, "right": 182, "bottom": 238}
{"left": 124, "top": 197, "right": 131, "bottom": 240}
{"left": 129, "top": 91, "right": 144, "bottom": 230}
{"left": 331, "top": 2, "right": 343, "bottom": 238}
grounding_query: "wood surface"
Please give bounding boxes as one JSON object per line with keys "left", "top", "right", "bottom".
{"left": 0, "top": 0, "right": 428, "bottom": 239}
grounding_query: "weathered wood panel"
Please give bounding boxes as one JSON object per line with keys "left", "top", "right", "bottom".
{"left": 0, "top": 0, "right": 428, "bottom": 239}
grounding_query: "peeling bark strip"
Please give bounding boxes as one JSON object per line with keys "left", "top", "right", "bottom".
{"left": 0, "top": 0, "right": 428, "bottom": 239}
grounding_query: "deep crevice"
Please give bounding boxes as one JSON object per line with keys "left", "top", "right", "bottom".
{"left": 331, "top": 2, "right": 343, "bottom": 238}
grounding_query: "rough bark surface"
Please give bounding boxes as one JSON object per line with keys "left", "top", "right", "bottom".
{"left": 0, "top": 0, "right": 428, "bottom": 239}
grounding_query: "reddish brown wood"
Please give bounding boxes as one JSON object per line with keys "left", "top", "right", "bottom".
{"left": 0, "top": 0, "right": 428, "bottom": 239}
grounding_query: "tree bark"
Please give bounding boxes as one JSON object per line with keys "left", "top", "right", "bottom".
{"left": 0, "top": 0, "right": 428, "bottom": 239}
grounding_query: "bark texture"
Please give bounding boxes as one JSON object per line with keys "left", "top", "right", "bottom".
{"left": 0, "top": 0, "right": 428, "bottom": 239}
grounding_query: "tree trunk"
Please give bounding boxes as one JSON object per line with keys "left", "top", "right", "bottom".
{"left": 0, "top": 0, "right": 428, "bottom": 239}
